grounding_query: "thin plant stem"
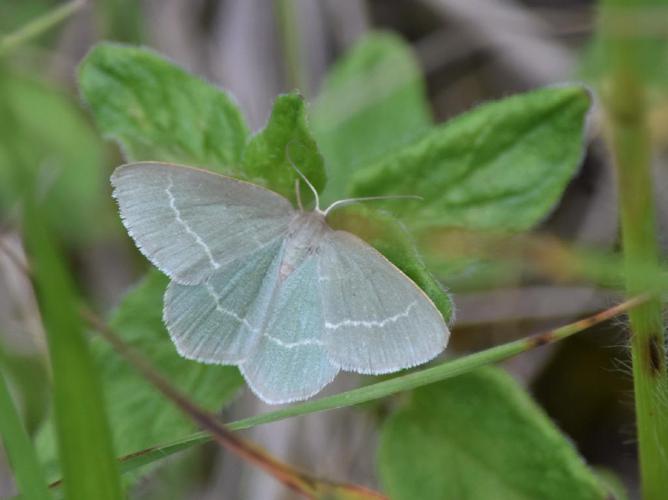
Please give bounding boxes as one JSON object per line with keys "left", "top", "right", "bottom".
{"left": 0, "top": 0, "right": 86, "bottom": 57}
{"left": 276, "top": 0, "right": 308, "bottom": 93}
{"left": 80, "top": 308, "right": 386, "bottom": 500}
{"left": 0, "top": 347, "right": 51, "bottom": 500}
{"left": 99, "top": 295, "right": 648, "bottom": 475}
{"left": 600, "top": 3, "right": 668, "bottom": 498}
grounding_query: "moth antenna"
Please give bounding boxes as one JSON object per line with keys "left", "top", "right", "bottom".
{"left": 322, "top": 195, "right": 423, "bottom": 217}
{"left": 294, "top": 179, "right": 303, "bottom": 211}
{"left": 285, "top": 142, "right": 320, "bottom": 211}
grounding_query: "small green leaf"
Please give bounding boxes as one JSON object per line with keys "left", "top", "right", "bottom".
{"left": 0, "top": 72, "right": 105, "bottom": 241}
{"left": 79, "top": 43, "right": 249, "bottom": 172}
{"left": 378, "top": 367, "right": 606, "bottom": 500}
{"left": 37, "top": 271, "right": 243, "bottom": 482}
{"left": 329, "top": 207, "right": 453, "bottom": 322}
{"left": 311, "top": 32, "right": 431, "bottom": 202}
{"left": 351, "top": 86, "right": 592, "bottom": 232}
{"left": 243, "top": 92, "right": 326, "bottom": 204}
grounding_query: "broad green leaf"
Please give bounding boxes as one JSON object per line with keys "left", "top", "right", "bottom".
{"left": 351, "top": 86, "right": 592, "bottom": 232}
{"left": 0, "top": 72, "right": 105, "bottom": 241}
{"left": 37, "top": 271, "right": 243, "bottom": 482}
{"left": 79, "top": 43, "right": 249, "bottom": 172}
{"left": 24, "top": 199, "right": 123, "bottom": 500}
{"left": 0, "top": 346, "right": 51, "bottom": 500}
{"left": 311, "top": 32, "right": 431, "bottom": 202}
{"left": 378, "top": 367, "right": 606, "bottom": 500}
{"left": 329, "top": 207, "right": 453, "bottom": 322}
{"left": 243, "top": 93, "right": 326, "bottom": 204}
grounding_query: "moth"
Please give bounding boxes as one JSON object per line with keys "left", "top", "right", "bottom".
{"left": 111, "top": 162, "right": 450, "bottom": 404}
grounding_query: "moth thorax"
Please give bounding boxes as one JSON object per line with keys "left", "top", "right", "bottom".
{"left": 280, "top": 211, "right": 328, "bottom": 280}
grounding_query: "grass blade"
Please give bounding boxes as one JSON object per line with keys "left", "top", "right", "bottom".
{"left": 0, "top": 347, "right": 51, "bottom": 500}
{"left": 0, "top": 0, "right": 86, "bottom": 56}
{"left": 81, "top": 308, "right": 386, "bottom": 499}
{"left": 108, "top": 295, "right": 647, "bottom": 473}
{"left": 23, "top": 201, "right": 123, "bottom": 500}
{"left": 599, "top": 3, "right": 668, "bottom": 497}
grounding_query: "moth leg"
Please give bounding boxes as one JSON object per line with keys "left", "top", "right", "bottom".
{"left": 295, "top": 179, "right": 303, "bottom": 211}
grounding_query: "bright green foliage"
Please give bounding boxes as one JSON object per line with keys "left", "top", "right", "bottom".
{"left": 243, "top": 93, "right": 326, "bottom": 205}
{"left": 37, "top": 271, "right": 243, "bottom": 481}
{"left": 0, "top": 349, "right": 51, "bottom": 500}
{"left": 378, "top": 367, "right": 606, "bottom": 500}
{"left": 311, "top": 32, "right": 431, "bottom": 202}
{"left": 351, "top": 86, "right": 591, "bottom": 231}
{"left": 0, "top": 72, "right": 105, "bottom": 241}
{"left": 79, "top": 43, "right": 249, "bottom": 171}
{"left": 24, "top": 200, "right": 123, "bottom": 500}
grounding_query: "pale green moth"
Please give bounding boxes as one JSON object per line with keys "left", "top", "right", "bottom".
{"left": 111, "top": 162, "right": 450, "bottom": 404}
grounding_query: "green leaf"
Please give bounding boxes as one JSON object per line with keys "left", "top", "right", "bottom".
{"left": 24, "top": 199, "right": 123, "bottom": 500}
{"left": 329, "top": 207, "right": 453, "bottom": 322}
{"left": 378, "top": 367, "right": 606, "bottom": 500}
{"left": 0, "top": 71, "right": 105, "bottom": 241}
{"left": 350, "top": 86, "right": 592, "bottom": 232}
{"left": 37, "top": 270, "right": 243, "bottom": 482}
{"left": 0, "top": 346, "right": 51, "bottom": 500}
{"left": 78, "top": 43, "right": 249, "bottom": 172}
{"left": 243, "top": 93, "right": 326, "bottom": 204}
{"left": 311, "top": 32, "right": 431, "bottom": 202}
